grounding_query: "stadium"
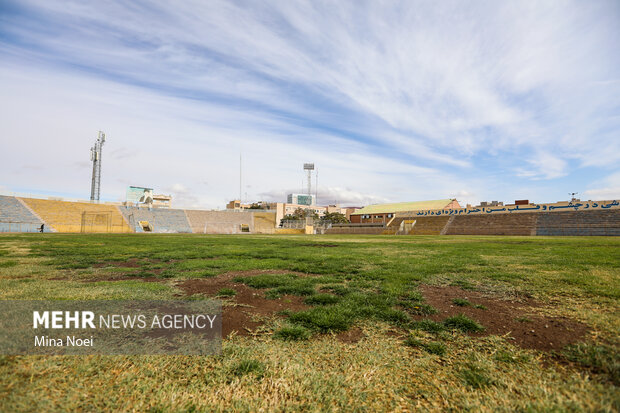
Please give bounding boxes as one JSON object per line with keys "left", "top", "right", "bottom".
{"left": 1, "top": 163, "right": 619, "bottom": 411}
{"left": 1, "top": 2, "right": 619, "bottom": 412}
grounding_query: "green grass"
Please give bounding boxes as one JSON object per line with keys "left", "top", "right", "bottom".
{"left": 562, "top": 343, "right": 620, "bottom": 385}
{"left": 0, "top": 233, "right": 618, "bottom": 411}
{"left": 273, "top": 325, "right": 312, "bottom": 341}
{"left": 411, "top": 319, "right": 446, "bottom": 334}
{"left": 304, "top": 293, "right": 340, "bottom": 305}
{"left": 228, "top": 359, "right": 265, "bottom": 380}
{"left": 404, "top": 337, "right": 447, "bottom": 356}
{"left": 452, "top": 298, "right": 472, "bottom": 306}
{"left": 443, "top": 314, "right": 485, "bottom": 332}
{"left": 216, "top": 288, "right": 237, "bottom": 297}
{"left": 457, "top": 362, "right": 495, "bottom": 389}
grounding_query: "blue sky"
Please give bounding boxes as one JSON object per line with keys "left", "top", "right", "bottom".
{"left": 1, "top": 0, "right": 619, "bottom": 208}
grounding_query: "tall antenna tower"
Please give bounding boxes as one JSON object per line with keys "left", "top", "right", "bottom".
{"left": 89, "top": 131, "right": 106, "bottom": 201}
{"left": 303, "top": 163, "right": 314, "bottom": 196}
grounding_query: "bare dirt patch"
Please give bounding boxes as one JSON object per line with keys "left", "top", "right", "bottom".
{"left": 418, "top": 285, "right": 589, "bottom": 352}
{"left": 92, "top": 258, "right": 162, "bottom": 268}
{"left": 336, "top": 327, "right": 365, "bottom": 343}
{"left": 175, "top": 270, "right": 311, "bottom": 337}
{"left": 87, "top": 275, "right": 163, "bottom": 283}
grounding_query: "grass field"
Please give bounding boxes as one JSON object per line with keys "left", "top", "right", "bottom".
{"left": 0, "top": 233, "right": 618, "bottom": 411}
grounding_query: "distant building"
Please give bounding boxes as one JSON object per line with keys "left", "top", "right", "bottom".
{"left": 287, "top": 194, "right": 315, "bottom": 206}
{"left": 350, "top": 199, "right": 460, "bottom": 224}
{"left": 226, "top": 199, "right": 351, "bottom": 224}
{"left": 152, "top": 194, "right": 172, "bottom": 208}
{"left": 479, "top": 201, "right": 503, "bottom": 207}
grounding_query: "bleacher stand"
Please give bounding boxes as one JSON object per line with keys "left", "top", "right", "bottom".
{"left": 0, "top": 195, "right": 49, "bottom": 232}
{"left": 119, "top": 206, "right": 192, "bottom": 233}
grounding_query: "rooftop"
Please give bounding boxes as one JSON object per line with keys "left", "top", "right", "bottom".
{"left": 352, "top": 199, "right": 456, "bottom": 215}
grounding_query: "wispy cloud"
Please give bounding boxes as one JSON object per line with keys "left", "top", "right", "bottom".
{"left": 1, "top": 0, "right": 618, "bottom": 207}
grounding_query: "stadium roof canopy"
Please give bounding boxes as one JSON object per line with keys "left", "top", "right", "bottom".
{"left": 351, "top": 199, "right": 455, "bottom": 215}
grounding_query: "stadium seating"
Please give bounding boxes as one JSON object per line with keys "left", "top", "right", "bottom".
{"left": 444, "top": 213, "right": 538, "bottom": 236}
{"left": 399, "top": 216, "right": 452, "bottom": 235}
{"left": 19, "top": 197, "right": 131, "bottom": 233}
{"left": 185, "top": 210, "right": 261, "bottom": 234}
{"left": 0, "top": 195, "right": 49, "bottom": 232}
{"left": 536, "top": 210, "right": 620, "bottom": 236}
{"left": 118, "top": 206, "right": 192, "bottom": 233}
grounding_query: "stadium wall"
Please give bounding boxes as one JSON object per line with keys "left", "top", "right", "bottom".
{"left": 2, "top": 195, "right": 617, "bottom": 235}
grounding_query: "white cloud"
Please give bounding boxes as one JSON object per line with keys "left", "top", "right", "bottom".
{"left": 584, "top": 171, "right": 620, "bottom": 201}
{"left": 1, "top": 0, "right": 618, "bottom": 207}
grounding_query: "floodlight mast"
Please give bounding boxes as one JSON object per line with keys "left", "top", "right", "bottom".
{"left": 89, "top": 131, "right": 106, "bottom": 201}
{"left": 303, "top": 163, "right": 314, "bottom": 197}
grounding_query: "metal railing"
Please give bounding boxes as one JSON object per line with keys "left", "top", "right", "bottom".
{"left": 0, "top": 221, "right": 48, "bottom": 233}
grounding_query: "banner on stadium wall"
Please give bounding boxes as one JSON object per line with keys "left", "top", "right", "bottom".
{"left": 394, "top": 199, "right": 620, "bottom": 218}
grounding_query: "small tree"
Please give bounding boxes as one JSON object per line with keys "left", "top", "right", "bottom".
{"left": 321, "top": 212, "right": 349, "bottom": 224}
{"left": 280, "top": 208, "right": 319, "bottom": 227}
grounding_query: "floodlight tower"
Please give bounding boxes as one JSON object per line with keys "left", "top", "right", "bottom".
{"left": 90, "top": 131, "right": 106, "bottom": 201}
{"left": 304, "top": 163, "right": 314, "bottom": 196}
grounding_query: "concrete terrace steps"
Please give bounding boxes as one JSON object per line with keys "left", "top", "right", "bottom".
{"left": 19, "top": 197, "right": 132, "bottom": 233}
{"left": 184, "top": 210, "right": 254, "bottom": 234}
{"left": 118, "top": 206, "right": 192, "bottom": 233}
{"left": 0, "top": 195, "right": 48, "bottom": 232}
{"left": 536, "top": 210, "right": 620, "bottom": 236}
{"left": 407, "top": 216, "right": 452, "bottom": 235}
{"left": 444, "top": 213, "right": 539, "bottom": 236}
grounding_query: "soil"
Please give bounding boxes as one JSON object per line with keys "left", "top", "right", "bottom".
{"left": 417, "top": 285, "right": 589, "bottom": 352}
{"left": 336, "top": 327, "right": 365, "bottom": 343}
{"left": 175, "top": 270, "right": 310, "bottom": 337}
{"left": 86, "top": 275, "right": 163, "bottom": 282}
{"left": 92, "top": 258, "right": 156, "bottom": 268}
{"left": 66, "top": 266, "right": 590, "bottom": 351}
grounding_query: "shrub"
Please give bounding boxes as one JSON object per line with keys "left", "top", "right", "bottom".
{"left": 443, "top": 314, "right": 484, "bottom": 332}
